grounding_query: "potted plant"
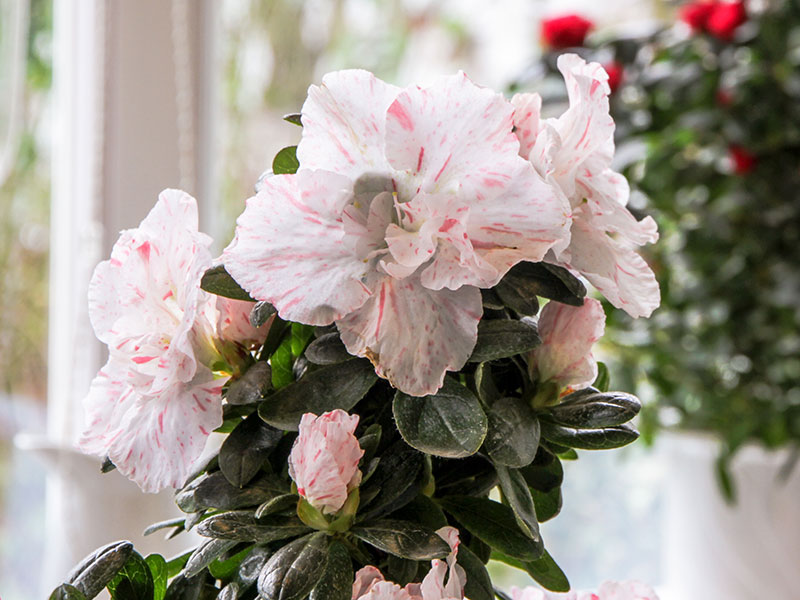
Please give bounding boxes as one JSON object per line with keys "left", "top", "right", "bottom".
{"left": 47, "top": 58, "right": 661, "bottom": 600}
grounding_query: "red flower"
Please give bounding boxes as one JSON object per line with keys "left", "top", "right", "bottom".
{"left": 679, "top": 1, "right": 716, "bottom": 31}
{"left": 730, "top": 145, "right": 757, "bottom": 174}
{"left": 604, "top": 62, "right": 624, "bottom": 93}
{"left": 541, "top": 14, "right": 594, "bottom": 49}
{"left": 707, "top": 1, "right": 747, "bottom": 41}
{"left": 715, "top": 87, "right": 734, "bottom": 106}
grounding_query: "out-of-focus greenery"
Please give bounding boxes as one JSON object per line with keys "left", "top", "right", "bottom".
{"left": 520, "top": 0, "right": 800, "bottom": 496}
{"left": 0, "top": 0, "right": 52, "bottom": 400}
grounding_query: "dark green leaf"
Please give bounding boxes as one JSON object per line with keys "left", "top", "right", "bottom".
{"left": 219, "top": 413, "right": 283, "bottom": 488}
{"left": 530, "top": 486, "right": 562, "bottom": 522}
{"left": 458, "top": 545, "right": 494, "bottom": 600}
{"left": 176, "top": 471, "right": 287, "bottom": 513}
{"left": 107, "top": 551, "right": 155, "bottom": 600}
{"left": 481, "top": 288, "right": 505, "bottom": 310}
{"left": 225, "top": 362, "right": 272, "bottom": 406}
{"left": 391, "top": 495, "right": 448, "bottom": 532}
{"left": 494, "top": 275, "right": 539, "bottom": 316}
{"left": 499, "top": 262, "right": 585, "bottom": 306}
{"left": 386, "top": 555, "right": 419, "bottom": 587}
{"left": 495, "top": 464, "right": 540, "bottom": 541}
{"left": 164, "top": 573, "right": 217, "bottom": 600}
{"left": 351, "top": 519, "right": 450, "bottom": 560}
{"left": 66, "top": 540, "right": 134, "bottom": 600}
{"left": 184, "top": 539, "right": 238, "bottom": 578}
{"left": 101, "top": 456, "right": 117, "bottom": 473}
{"left": 196, "top": 511, "right": 310, "bottom": 543}
{"left": 235, "top": 546, "right": 271, "bottom": 588}
{"left": 473, "top": 362, "right": 502, "bottom": 404}
{"left": 484, "top": 397, "right": 540, "bottom": 467}
{"left": 359, "top": 442, "right": 423, "bottom": 521}
{"left": 255, "top": 494, "right": 298, "bottom": 518}
{"left": 257, "top": 532, "right": 329, "bottom": 600}
{"left": 305, "top": 333, "right": 352, "bottom": 365}
{"left": 539, "top": 421, "right": 639, "bottom": 450}
{"left": 491, "top": 550, "right": 569, "bottom": 592}
{"left": 592, "top": 362, "right": 610, "bottom": 392}
{"left": 250, "top": 301, "right": 276, "bottom": 328}
{"left": 49, "top": 585, "right": 87, "bottom": 600}
{"left": 272, "top": 146, "right": 300, "bottom": 175}
{"left": 393, "top": 378, "right": 487, "bottom": 458}
{"left": 547, "top": 389, "right": 640, "bottom": 428}
{"left": 438, "top": 496, "right": 543, "bottom": 561}
{"left": 468, "top": 319, "right": 541, "bottom": 363}
{"left": 283, "top": 113, "right": 302, "bottom": 126}
{"left": 519, "top": 448, "right": 563, "bottom": 493}
{"left": 216, "top": 583, "right": 239, "bottom": 600}
{"left": 146, "top": 555, "right": 168, "bottom": 600}
{"left": 357, "top": 424, "right": 382, "bottom": 465}
{"left": 143, "top": 518, "right": 185, "bottom": 538}
{"left": 259, "top": 359, "right": 377, "bottom": 430}
{"left": 309, "top": 541, "right": 353, "bottom": 600}
{"left": 200, "top": 265, "right": 255, "bottom": 302}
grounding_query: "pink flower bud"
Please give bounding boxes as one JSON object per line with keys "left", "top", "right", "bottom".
{"left": 289, "top": 409, "right": 364, "bottom": 514}
{"left": 530, "top": 298, "right": 606, "bottom": 390}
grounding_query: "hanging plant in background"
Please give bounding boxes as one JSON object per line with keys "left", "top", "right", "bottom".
{"left": 49, "top": 56, "right": 660, "bottom": 600}
{"left": 516, "top": 0, "right": 800, "bottom": 499}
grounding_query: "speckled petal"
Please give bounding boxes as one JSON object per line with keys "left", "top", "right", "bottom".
{"left": 297, "top": 70, "right": 400, "bottom": 179}
{"left": 222, "top": 170, "right": 373, "bottom": 326}
{"left": 336, "top": 274, "right": 482, "bottom": 397}
{"left": 79, "top": 357, "right": 223, "bottom": 493}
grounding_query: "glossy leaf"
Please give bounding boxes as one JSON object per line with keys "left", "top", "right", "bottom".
{"left": 592, "top": 362, "right": 610, "bottom": 392}
{"left": 283, "top": 113, "right": 302, "bottom": 126}
{"left": 183, "top": 539, "right": 238, "bottom": 578}
{"left": 272, "top": 146, "right": 300, "bottom": 175}
{"left": 66, "top": 541, "right": 134, "bottom": 600}
{"left": 145, "top": 554, "right": 168, "bottom": 600}
{"left": 255, "top": 494, "right": 298, "bottom": 519}
{"left": 219, "top": 413, "right": 283, "bottom": 488}
{"left": 107, "top": 551, "right": 155, "bottom": 600}
{"left": 359, "top": 441, "right": 423, "bottom": 521}
{"left": 290, "top": 323, "right": 315, "bottom": 357}
{"left": 530, "top": 486, "right": 562, "bottom": 522}
{"left": 225, "top": 362, "right": 272, "bottom": 406}
{"left": 391, "top": 495, "right": 448, "bottom": 532}
{"left": 257, "top": 532, "right": 329, "bottom": 600}
{"left": 258, "top": 359, "right": 378, "bottom": 430}
{"left": 539, "top": 421, "right": 640, "bottom": 450}
{"left": 393, "top": 378, "right": 487, "bottom": 458}
{"left": 495, "top": 464, "right": 540, "bottom": 541}
{"left": 507, "top": 262, "right": 586, "bottom": 306}
{"left": 209, "top": 546, "right": 254, "bottom": 581}
{"left": 200, "top": 265, "right": 255, "bottom": 302}
{"left": 235, "top": 546, "right": 271, "bottom": 589}
{"left": 271, "top": 334, "right": 295, "bottom": 389}
{"left": 304, "top": 333, "right": 352, "bottom": 365}
{"left": 468, "top": 319, "right": 541, "bottom": 363}
{"left": 547, "top": 389, "right": 640, "bottom": 428}
{"left": 309, "top": 541, "right": 353, "bottom": 600}
{"left": 49, "top": 585, "right": 87, "bottom": 600}
{"left": 351, "top": 519, "right": 450, "bottom": 560}
{"left": 143, "top": 518, "right": 185, "bottom": 538}
{"left": 176, "top": 471, "right": 287, "bottom": 513}
{"left": 438, "top": 496, "right": 543, "bottom": 561}
{"left": 484, "top": 397, "right": 540, "bottom": 467}
{"left": 491, "top": 550, "right": 570, "bottom": 592}
{"left": 519, "top": 448, "right": 563, "bottom": 493}
{"left": 196, "top": 511, "right": 310, "bottom": 542}
{"left": 458, "top": 545, "right": 494, "bottom": 600}
{"left": 494, "top": 273, "right": 540, "bottom": 316}
{"left": 250, "top": 301, "right": 276, "bottom": 328}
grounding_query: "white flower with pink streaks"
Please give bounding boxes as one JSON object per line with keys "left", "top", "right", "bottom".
{"left": 353, "top": 527, "right": 465, "bottom": 600}
{"left": 223, "top": 69, "right": 570, "bottom": 396}
{"left": 512, "top": 54, "right": 660, "bottom": 318}
{"left": 80, "top": 189, "right": 267, "bottom": 493}
{"left": 510, "top": 580, "right": 658, "bottom": 600}
{"left": 288, "top": 409, "right": 364, "bottom": 514}
{"left": 530, "top": 298, "right": 606, "bottom": 390}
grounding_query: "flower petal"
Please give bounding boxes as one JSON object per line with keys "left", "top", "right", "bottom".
{"left": 383, "top": 72, "right": 521, "bottom": 200}
{"left": 214, "top": 296, "right": 270, "bottom": 349}
{"left": 79, "top": 358, "right": 223, "bottom": 493}
{"left": 559, "top": 214, "right": 660, "bottom": 318}
{"left": 337, "top": 274, "right": 482, "bottom": 397}
{"left": 223, "top": 170, "right": 373, "bottom": 325}
{"left": 298, "top": 70, "right": 400, "bottom": 179}
{"left": 531, "top": 298, "right": 605, "bottom": 389}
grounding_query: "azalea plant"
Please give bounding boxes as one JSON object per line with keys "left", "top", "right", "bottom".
{"left": 49, "top": 55, "right": 660, "bottom": 600}
{"left": 523, "top": 1, "right": 800, "bottom": 498}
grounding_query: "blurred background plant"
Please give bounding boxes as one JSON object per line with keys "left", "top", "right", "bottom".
{"left": 516, "top": 0, "right": 800, "bottom": 499}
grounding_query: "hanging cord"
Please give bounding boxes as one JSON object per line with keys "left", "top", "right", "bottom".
{"left": 170, "top": 0, "right": 196, "bottom": 193}
{"left": 0, "top": 0, "right": 30, "bottom": 186}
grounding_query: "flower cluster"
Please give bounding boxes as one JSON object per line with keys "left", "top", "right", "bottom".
{"left": 679, "top": 0, "right": 747, "bottom": 40}
{"left": 64, "top": 55, "right": 660, "bottom": 600}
